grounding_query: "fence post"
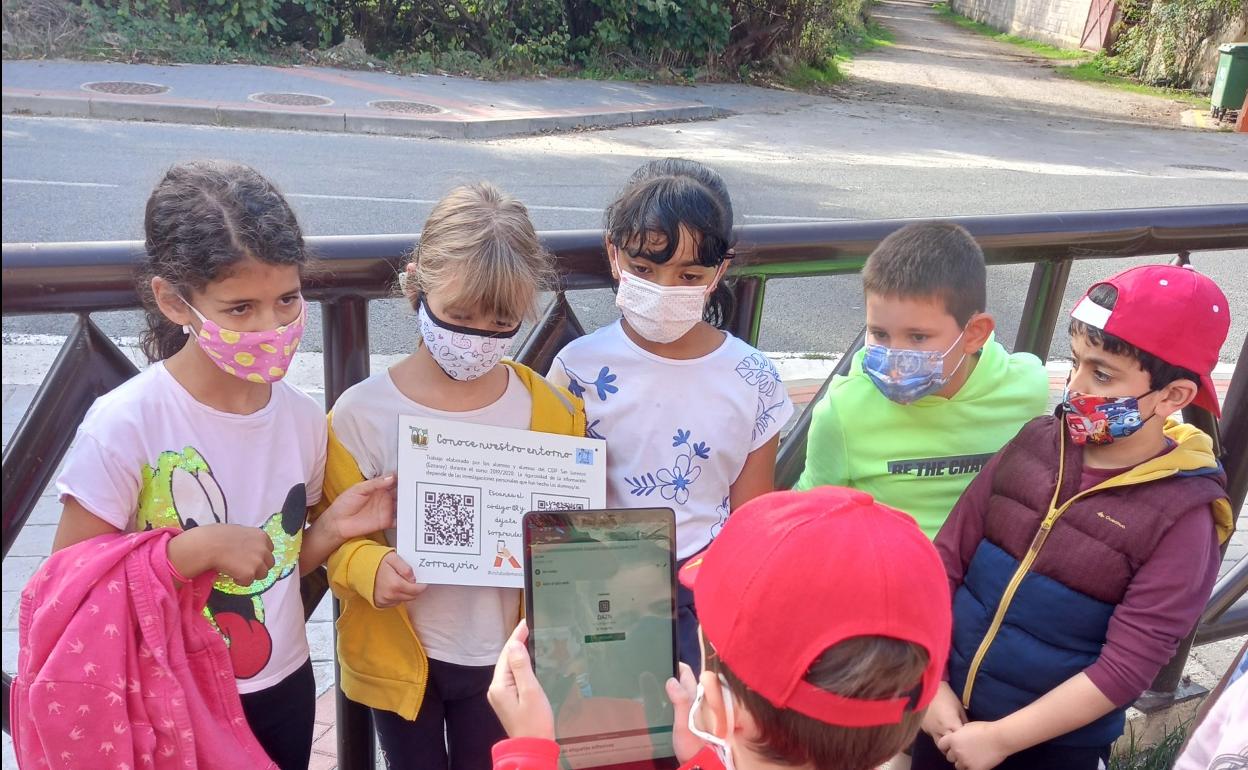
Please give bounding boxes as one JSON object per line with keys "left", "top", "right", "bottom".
{"left": 730, "top": 276, "right": 767, "bottom": 347}
{"left": 1014, "top": 259, "right": 1072, "bottom": 358}
{"left": 322, "top": 296, "right": 376, "bottom": 770}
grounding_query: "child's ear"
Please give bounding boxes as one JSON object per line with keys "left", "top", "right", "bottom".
{"left": 962, "top": 312, "right": 995, "bottom": 354}
{"left": 606, "top": 242, "right": 621, "bottom": 281}
{"left": 699, "top": 670, "right": 730, "bottom": 740}
{"left": 1156, "top": 378, "right": 1199, "bottom": 416}
{"left": 152, "top": 277, "right": 193, "bottom": 329}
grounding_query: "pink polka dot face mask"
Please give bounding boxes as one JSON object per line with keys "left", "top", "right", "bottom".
{"left": 182, "top": 298, "right": 306, "bottom": 384}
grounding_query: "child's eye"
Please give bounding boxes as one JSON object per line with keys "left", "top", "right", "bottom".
{"left": 226, "top": 305, "right": 250, "bottom": 316}
{"left": 681, "top": 273, "right": 703, "bottom": 283}
{"left": 279, "top": 294, "right": 301, "bottom": 306}
{"left": 630, "top": 263, "right": 651, "bottom": 275}
{"left": 870, "top": 330, "right": 888, "bottom": 342}
{"left": 911, "top": 334, "right": 929, "bottom": 344}
{"left": 1093, "top": 370, "right": 1111, "bottom": 383}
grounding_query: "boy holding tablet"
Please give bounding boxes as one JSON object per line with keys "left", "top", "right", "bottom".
{"left": 488, "top": 486, "right": 954, "bottom": 770}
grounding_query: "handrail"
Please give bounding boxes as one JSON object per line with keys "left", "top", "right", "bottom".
{"left": 4, "top": 204, "right": 1247, "bottom": 312}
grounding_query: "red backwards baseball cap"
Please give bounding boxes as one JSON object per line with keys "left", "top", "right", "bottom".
{"left": 678, "top": 487, "right": 951, "bottom": 728}
{"left": 1071, "top": 264, "right": 1230, "bottom": 416}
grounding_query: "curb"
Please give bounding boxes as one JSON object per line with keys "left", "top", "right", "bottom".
{"left": 1180, "top": 108, "right": 1236, "bottom": 132}
{"left": 1, "top": 91, "right": 720, "bottom": 138}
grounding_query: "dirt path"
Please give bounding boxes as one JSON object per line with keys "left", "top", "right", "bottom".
{"left": 845, "top": 0, "right": 1194, "bottom": 128}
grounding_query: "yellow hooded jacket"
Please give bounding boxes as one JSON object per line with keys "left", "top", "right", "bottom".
{"left": 317, "top": 361, "right": 587, "bottom": 719}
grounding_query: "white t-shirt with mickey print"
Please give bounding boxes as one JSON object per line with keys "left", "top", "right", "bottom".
{"left": 549, "top": 321, "right": 793, "bottom": 559}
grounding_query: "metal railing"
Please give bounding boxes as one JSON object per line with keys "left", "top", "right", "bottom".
{"left": 3, "top": 204, "right": 1247, "bottom": 766}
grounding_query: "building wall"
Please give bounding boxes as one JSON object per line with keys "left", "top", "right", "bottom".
{"left": 950, "top": 0, "right": 1097, "bottom": 49}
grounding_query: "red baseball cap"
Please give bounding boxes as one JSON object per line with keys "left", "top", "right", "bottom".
{"left": 678, "top": 487, "right": 951, "bottom": 728}
{"left": 1071, "top": 264, "right": 1230, "bottom": 416}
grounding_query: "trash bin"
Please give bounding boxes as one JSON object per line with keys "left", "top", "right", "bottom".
{"left": 1211, "top": 42, "right": 1248, "bottom": 116}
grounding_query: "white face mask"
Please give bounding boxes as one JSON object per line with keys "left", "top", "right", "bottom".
{"left": 614, "top": 254, "right": 724, "bottom": 344}
{"left": 688, "top": 675, "right": 736, "bottom": 770}
{"left": 418, "top": 299, "right": 519, "bottom": 381}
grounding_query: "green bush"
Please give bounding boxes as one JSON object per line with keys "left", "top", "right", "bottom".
{"left": 4, "top": 0, "right": 873, "bottom": 80}
{"left": 1107, "top": 0, "right": 1246, "bottom": 88}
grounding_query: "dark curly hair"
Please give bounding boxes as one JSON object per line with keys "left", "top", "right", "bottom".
{"left": 605, "top": 158, "right": 737, "bottom": 329}
{"left": 138, "top": 160, "right": 308, "bottom": 362}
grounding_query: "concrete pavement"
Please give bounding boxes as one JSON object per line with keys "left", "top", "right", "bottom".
{"left": 1, "top": 60, "right": 820, "bottom": 139}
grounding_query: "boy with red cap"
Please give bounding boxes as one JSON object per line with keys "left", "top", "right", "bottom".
{"left": 915, "top": 264, "right": 1235, "bottom": 770}
{"left": 486, "top": 486, "right": 953, "bottom": 770}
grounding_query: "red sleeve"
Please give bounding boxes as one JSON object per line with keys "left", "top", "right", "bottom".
{"left": 1084, "top": 506, "right": 1221, "bottom": 707}
{"left": 492, "top": 738, "right": 561, "bottom": 770}
{"left": 934, "top": 450, "right": 1003, "bottom": 600}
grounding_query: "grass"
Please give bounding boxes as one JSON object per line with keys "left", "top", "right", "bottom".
{"left": 781, "top": 21, "right": 896, "bottom": 89}
{"left": 1108, "top": 721, "right": 1190, "bottom": 770}
{"left": 932, "top": 2, "right": 1089, "bottom": 61}
{"left": 1058, "top": 61, "right": 1209, "bottom": 108}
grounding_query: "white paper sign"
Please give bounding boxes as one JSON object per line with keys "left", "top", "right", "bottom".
{"left": 396, "top": 415, "right": 606, "bottom": 588}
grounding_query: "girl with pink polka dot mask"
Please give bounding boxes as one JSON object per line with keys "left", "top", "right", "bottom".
{"left": 50, "top": 160, "right": 398, "bottom": 770}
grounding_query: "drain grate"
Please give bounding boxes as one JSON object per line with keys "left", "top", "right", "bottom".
{"left": 369, "top": 100, "right": 440, "bottom": 115}
{"left": 249, "top": 92, "right": 333, "bottom": 107}
{"left": 1168, "top": 164, "right": 1231, "bottom": 173}
{"left": 83, "top": 81, "right": 169, "bottom": 96}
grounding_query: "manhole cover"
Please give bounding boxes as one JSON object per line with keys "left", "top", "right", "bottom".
{"left": 1168, "top": 164, "right": 1231, "bottom": 173}
{"left": 249, "top": 92, "right": 333, "bottom": 107}
{"left": 370, "top": 100, "right": 440, "bottom": 114}
{"left": 82, "top": 81, "right": 169, "bottom": 96}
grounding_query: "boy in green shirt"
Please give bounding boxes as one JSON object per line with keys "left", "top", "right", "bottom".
{"left": 796, "top": 222, "right": 1050, "bottom": 538}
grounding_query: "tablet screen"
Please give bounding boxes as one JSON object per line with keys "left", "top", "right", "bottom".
{"left": 525, "top": 509, "right": 678, "bottom": 770}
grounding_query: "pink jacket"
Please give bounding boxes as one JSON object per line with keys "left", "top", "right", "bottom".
{"left": 9, "top": 529, "right": 276, "bottom": 770}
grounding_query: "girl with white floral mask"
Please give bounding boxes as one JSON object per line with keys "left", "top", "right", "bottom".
{"left": 547, "top": 159, "right": 794, "bottom": 675}
{"left": 322, "top": 183, "right": 588, "bottom": 770}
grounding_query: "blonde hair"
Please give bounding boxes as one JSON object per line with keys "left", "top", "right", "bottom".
{"left": 403, "top": 183, "right": 553, "bottom": 321}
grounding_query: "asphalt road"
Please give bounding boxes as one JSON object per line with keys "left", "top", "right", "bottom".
{"left": 3, "top": 94, "right": 1246, "bottom": 360}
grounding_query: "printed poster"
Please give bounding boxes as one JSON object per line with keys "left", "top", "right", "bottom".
{"left": 396, "top": 415, "right": 607, "bottom": 588}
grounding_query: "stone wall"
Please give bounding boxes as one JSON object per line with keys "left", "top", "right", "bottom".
{"left": 950, "top": 0, "right": 1096, "bottom": 49}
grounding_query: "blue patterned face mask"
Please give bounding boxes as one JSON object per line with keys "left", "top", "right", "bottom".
{"left": 863, "top": 332, "right": 966, "bottom": 405}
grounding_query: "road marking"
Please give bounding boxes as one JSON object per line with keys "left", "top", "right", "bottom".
{"left": 287, "top": 192, "right": 602, "bottom": 213}
{"left": 744, "top": 214, "right": 850, "bottom": 222}
{"left": 4, "top": 179, "right": 847, "bottom": 219}
{"left": 287, "top": 192, "right": 843, "bottom": 220}
{"left": 3, "top": 178, "right": 120, "bottom": 188}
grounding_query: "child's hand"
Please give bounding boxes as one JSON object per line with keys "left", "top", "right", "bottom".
{"left": 202, "top": 524, "right": 275, "bottom": 585}
{"left": 373, "top": 552, "right": 427, "bottom": 608}
{"left": 921, "top": 681, "right": 967, "bottom": 739}
{"left": 325, "top": 475, "right": 398, "bottom": 543}
{"left": 488, "top": 622, "right": 555, "bottom": 740}
{"left": 665, "top": 662, "right": 706, "bottom": 762}
{"left": 936, "top": 721, "right": 1009, "bottom": 770}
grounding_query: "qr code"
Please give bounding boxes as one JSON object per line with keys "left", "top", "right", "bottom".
{"left": 532, "top": 493, "right": 590, "bottom": 512}
{"left": 417, "top": 483, "right": 482, "bottom": 555}
{"left": 576, "top": 448, "right": 594, "bottom": 465}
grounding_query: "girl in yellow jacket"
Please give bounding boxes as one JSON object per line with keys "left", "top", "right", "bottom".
{"left": 321, "top": 183, "right": 586, "bottom": 770}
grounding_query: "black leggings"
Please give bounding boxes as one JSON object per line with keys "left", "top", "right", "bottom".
{"left": 372, "top": 658, "right": 506, "bottom": 770}
{"left": 912, "top": 729, "right": 1110, "bottom": 770}
{"left": 239, "top": 657, "right": 316, "bottom": 770}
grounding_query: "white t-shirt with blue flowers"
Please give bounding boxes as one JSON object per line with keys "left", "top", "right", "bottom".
{"left": 548, "top": 321, "right": 794, "bottom": 559}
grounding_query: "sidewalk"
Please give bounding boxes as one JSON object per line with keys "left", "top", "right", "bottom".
{"left": 0, "top": 60, "right": 810, "bottom": 139}
{"left": 2, "top": 351, "right": 1244, "bottom": 769}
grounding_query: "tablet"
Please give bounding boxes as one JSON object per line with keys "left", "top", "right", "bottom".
{"left": 524, "top": 508, "right": 679, "bottom": 770}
